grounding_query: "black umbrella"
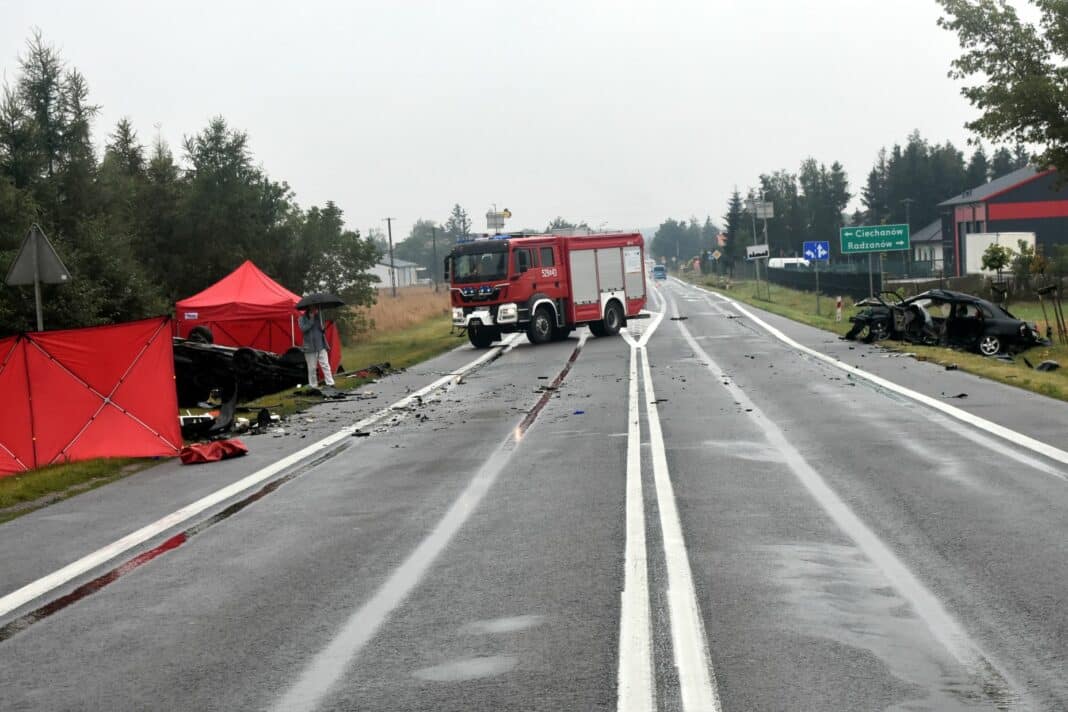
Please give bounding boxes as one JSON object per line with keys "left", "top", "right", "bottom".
{"left": 296, "top": 292, "right": 345, "bottom": 310}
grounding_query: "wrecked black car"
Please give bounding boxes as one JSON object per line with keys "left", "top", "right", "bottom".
{"left": 845, "top": 289, "right": 1045, "bottom": 356}
{"left": 173, "top": 337, "right": 305, "bottom": 408}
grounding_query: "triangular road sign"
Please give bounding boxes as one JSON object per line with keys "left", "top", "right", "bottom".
{"left": 5, "top": 224, "right": 71, "bottom": 286}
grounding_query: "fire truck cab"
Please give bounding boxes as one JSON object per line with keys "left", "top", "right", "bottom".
{"left": 447, "top": 231, "right": 647, "bottom": 348}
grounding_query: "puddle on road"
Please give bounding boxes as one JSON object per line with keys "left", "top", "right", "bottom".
{"left": 762, "top": 542, "right": 1018, "bottom": 710}
{"left": 412, "top": 655, "right": 518, "bottom": 682}
{"left": 699, "top": 439, "right": 786, "bottom": 463}
{"left": 462, "top": 614, "right": 545, "bottom": 635}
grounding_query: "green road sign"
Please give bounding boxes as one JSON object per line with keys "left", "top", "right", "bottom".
{"left": 840, "top": 224, "right": 910, "bottom": 254}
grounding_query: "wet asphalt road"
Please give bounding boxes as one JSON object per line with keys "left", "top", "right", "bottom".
{"left": 2, "top": 278, "right": 1068, "bottom": 710}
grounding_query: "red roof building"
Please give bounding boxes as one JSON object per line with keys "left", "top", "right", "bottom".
{"left": 939, "top": 166, "right": 1068, "bottom": 276}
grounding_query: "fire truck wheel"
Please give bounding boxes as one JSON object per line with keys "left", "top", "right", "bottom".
{"left": 601, "top": 301, "right": 624, "bottom": 336}
{"left": 526, "top": 307, "right": 554, "bottom": 344}
{"left": 467, "top": 324, "right": 498, "bottom": 348}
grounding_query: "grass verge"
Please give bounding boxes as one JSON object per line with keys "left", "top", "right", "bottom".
{"left": 688, "top": 274, "right": 1068, "bottom": 403}
{"left": 0, "top": 458, "right": 157, "bottom": 525}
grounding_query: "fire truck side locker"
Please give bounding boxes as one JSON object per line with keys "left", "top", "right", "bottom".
{"left": 563, "top": 240, "right": 646, "bottom": 327}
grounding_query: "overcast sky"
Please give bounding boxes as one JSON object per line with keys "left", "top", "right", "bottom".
{"left": 2, "top": 0, "right": 982, "bottom": 240}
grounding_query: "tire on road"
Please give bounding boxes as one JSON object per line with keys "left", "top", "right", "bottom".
{"left": 526, "top": 306, "right": 554, "bottom": 345}
{"left": 468, "top": 323, "right": 499, "bottom": 349}
{"left": 597, "top": 300, "right": 624, "bottom": 337}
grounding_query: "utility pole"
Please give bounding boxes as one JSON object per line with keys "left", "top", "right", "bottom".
{"left": 749, "top": 195, "right": 761, "bottom": 298}
{"left": 902, "top": 197, "right": 915, "bottom": 277}
{"left": 431, "top": 225, "right": 439, "bottom": 293}
{"left": 762, "top": 205, "right": 770, "bottom": 301}
{"left": 383, "top": 217, "right": 397, "bottom": 298}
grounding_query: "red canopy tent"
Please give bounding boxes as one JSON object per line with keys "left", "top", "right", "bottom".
{"left": 174, "top": 260, "right": 341, "bottom": 373}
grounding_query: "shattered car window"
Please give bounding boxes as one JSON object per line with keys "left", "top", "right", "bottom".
{"left": 928, "top": 301, "right": 951, "bottom": 319}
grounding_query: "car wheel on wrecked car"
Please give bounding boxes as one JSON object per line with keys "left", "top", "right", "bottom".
{"left": 188, "top": 325, "right": 214, "bottom": 344}
{"left": 858, "top": 320, "right": 890, "bottom": 343}
{"left": 978, "top": 335, "right": 1002, "bottom": 356}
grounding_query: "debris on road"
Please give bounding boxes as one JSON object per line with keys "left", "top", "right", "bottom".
{"left": 1036, "top": 360, "right": 1060, "bottom": 372}
{"left": 945, "top": 364, "right": 959, "bottom": 371}
{"left": 179, "top": 413, "right": 216, "bottom": 440}
{"left": 345, "top": 362, "right": 394, "bottom": 379}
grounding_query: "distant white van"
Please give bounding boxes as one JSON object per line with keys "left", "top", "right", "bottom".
{"left": 768, "top": 257, "right": 810, "bottom": 269}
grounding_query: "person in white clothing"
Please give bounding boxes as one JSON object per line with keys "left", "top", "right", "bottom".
{"left": 298, "top": 306, "right": 334, "bottom": 389}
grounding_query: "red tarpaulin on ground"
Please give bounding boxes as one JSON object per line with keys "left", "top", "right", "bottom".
{"left": 0, "top": 317, "right": 182, "bottom": 476}
{"left": 174, "top": 260, "right": 341, "bottom": 374}
{"left": 179, "top": 438, "right": 248, "bottom": 465}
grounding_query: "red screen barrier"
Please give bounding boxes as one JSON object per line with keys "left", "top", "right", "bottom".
{"left": 0, "top": 318, "right": 181, "bottom": 476}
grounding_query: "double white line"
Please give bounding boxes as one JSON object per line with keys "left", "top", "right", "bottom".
{"left": 618, "top": 298, "right": 722, "bottom": 711}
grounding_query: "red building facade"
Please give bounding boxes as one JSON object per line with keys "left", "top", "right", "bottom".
{"left": 939, "top": 167, "right": 1068, "bottom": 276}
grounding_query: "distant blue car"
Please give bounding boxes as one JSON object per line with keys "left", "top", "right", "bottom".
{"left": 652, "top": 265, "right": 667, "bottom": 281}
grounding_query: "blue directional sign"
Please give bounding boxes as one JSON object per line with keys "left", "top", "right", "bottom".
{"left": 802, "top": 240, "right": 830, "bottom": 262}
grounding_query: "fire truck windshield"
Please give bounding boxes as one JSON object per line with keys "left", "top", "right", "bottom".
{"left": 452, "top": 251, "right": 508, "bottom": 283}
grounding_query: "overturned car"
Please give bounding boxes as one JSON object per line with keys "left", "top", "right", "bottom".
{"left": 173, "top": 331, "right": 306, "bottom": 408}
{"left": 844, "top": 289, "right": 1046, "bottom": 355}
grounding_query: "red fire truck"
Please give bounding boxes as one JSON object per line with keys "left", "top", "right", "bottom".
{"left": 447, "top": 231, "right": 648, "bottom": 348}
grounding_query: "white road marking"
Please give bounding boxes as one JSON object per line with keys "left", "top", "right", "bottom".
{"left": 681, "top": 279, "right": 1068, "bottom": 472}
{"left": 616, "top": 343, "right": 655, "bottom": 711}
{"left": 668, "top": 291, "right": 1015, "bottom": 692}
{"left": 271, "top": 331, "right": 588, "bottom": 712}
{"left": 623, "top": 286, "right": 721, "bottom": 710}
{"left": 640, "top": 347, "right": 723, "bottom": 711}
{"left": 0, "top": 335, "right": 521, "bottom": 620}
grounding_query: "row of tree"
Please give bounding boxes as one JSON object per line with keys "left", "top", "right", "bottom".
{"left": 861, "top": 132, "right": 1029, "bottom": 232}
{"left": 704, "top": 132, "right": 1034, "bottom": 272}
{"left": 0, "top": 32, "right": 379, "bottom": 337}
{"left": 650, "top": 129, "right": 1034, "bottom": 275}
